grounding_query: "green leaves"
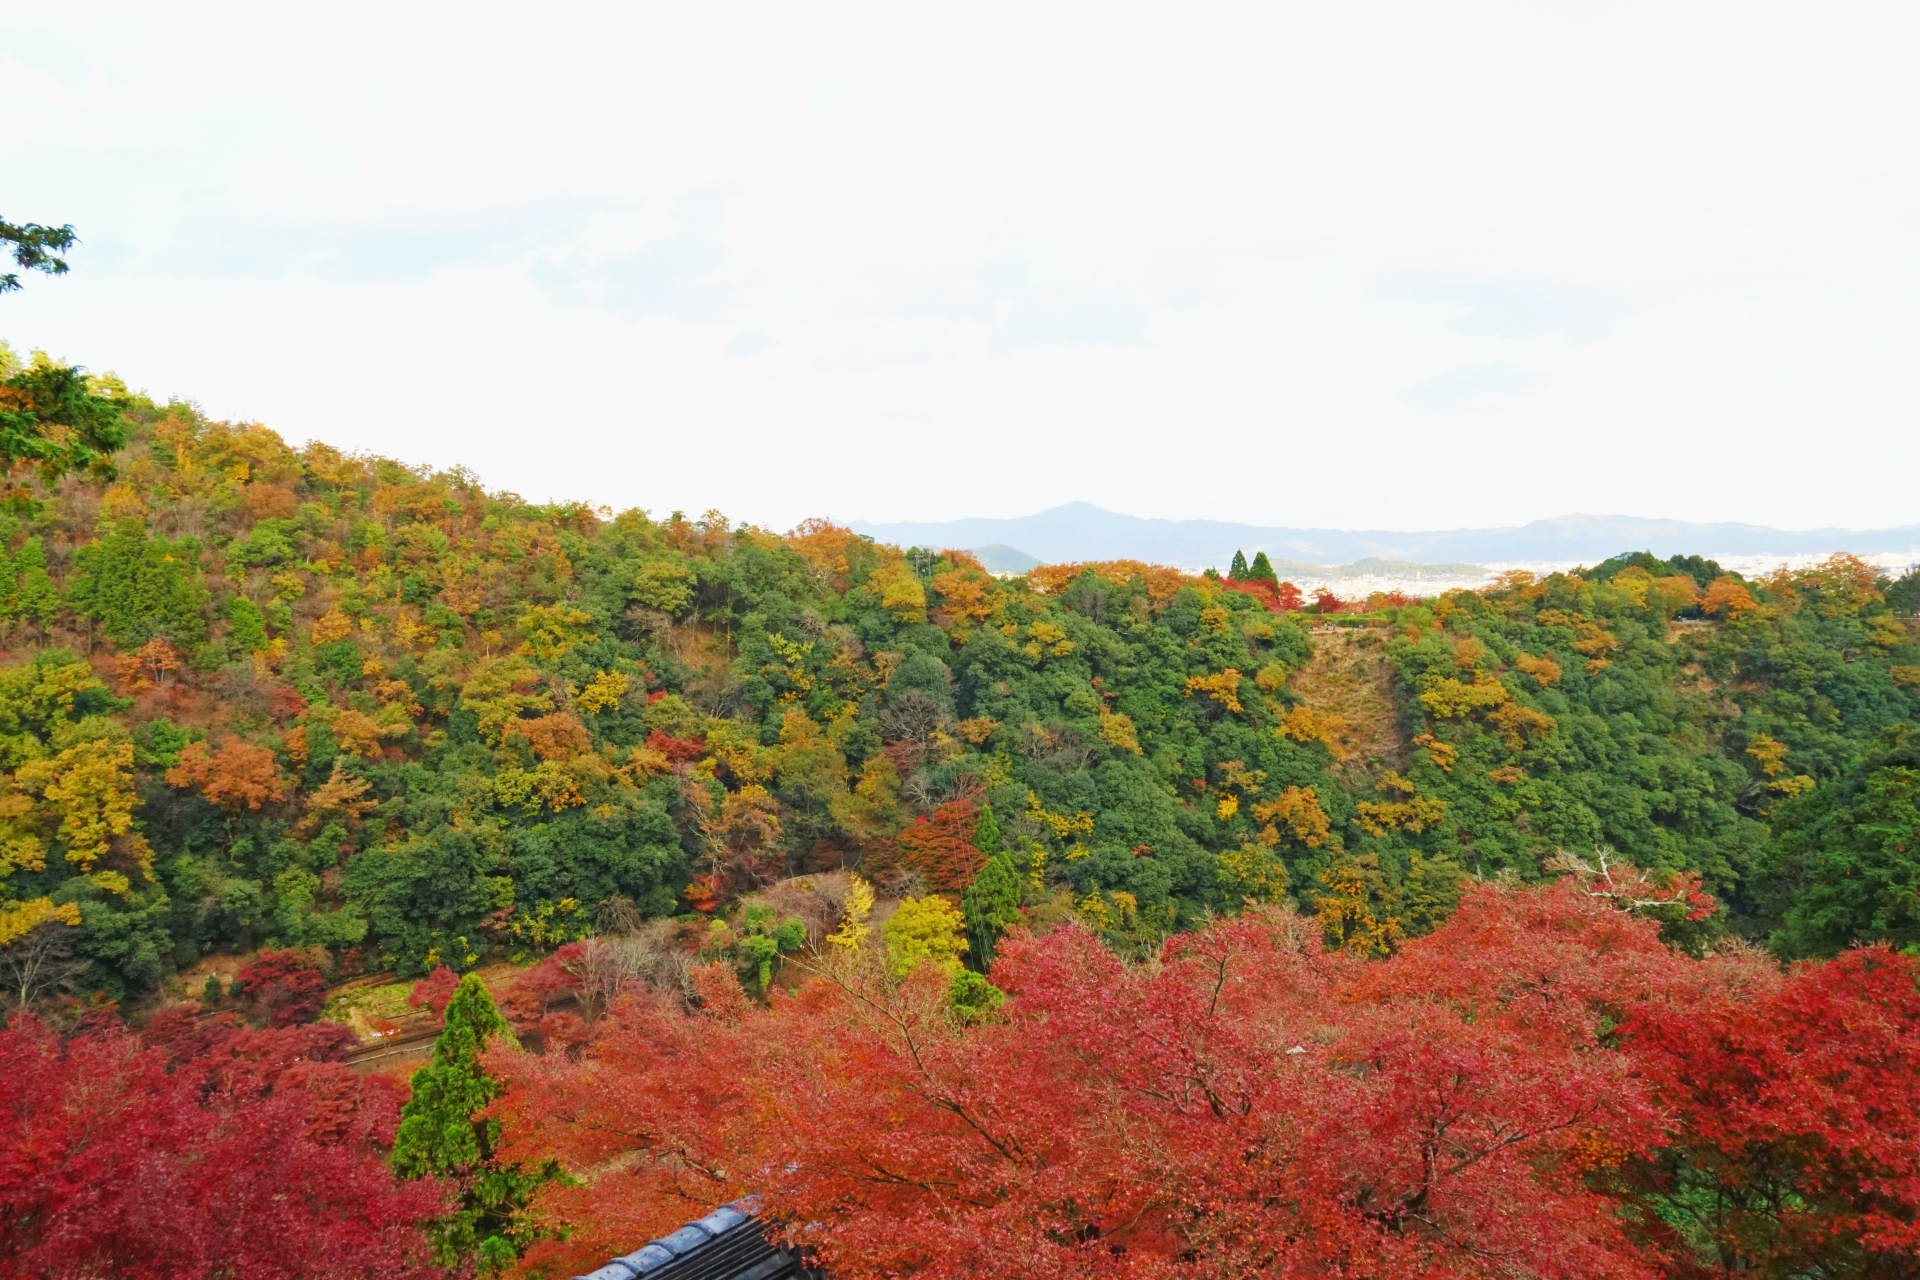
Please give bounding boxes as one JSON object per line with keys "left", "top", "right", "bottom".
{"left": 392, "top": 973, "right": 555, "bottom": 1269}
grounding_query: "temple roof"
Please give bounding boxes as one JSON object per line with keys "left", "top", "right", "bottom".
{"left": 575, "top": 1198, "right": 814, "bottom": 1280}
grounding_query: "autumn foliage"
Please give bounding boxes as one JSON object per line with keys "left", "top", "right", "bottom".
{"left": 0, "top": 1012, "right": 444, "bottom": 1280}
{"left": 489, "top": 879, "right": 1920, "bottom": 1280}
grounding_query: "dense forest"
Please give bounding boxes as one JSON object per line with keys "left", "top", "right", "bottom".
{"left": 4, "top": 351, "right": 1919, "bottom": 1279}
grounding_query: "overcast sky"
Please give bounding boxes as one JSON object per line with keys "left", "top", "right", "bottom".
{"left": 2, "top": 1, "right": 1917, "bottom": 533}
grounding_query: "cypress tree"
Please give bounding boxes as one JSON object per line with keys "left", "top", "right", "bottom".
{"left": 1249, "top": 550, "right": 1278, "bottom": 587}
{"left": 1229, "top": 550, "right": 1248, "bottom": 580}
{"left": 391, "top": 973, "right": 555, "bottom": 1271}
{"left": 962, "top": 805, "right": 1022, "bottom": 970}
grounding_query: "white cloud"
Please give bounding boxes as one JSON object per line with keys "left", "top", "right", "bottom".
{"left": 0, "top": 0, "right": 1916, "bottom": 533}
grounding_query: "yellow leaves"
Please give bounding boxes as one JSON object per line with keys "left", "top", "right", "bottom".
{"left": 1276, "top": 704, "right": 1349, "bottom": 757}
{"left": 956, "top": 716, "right": 1000, "bottom": 744}
{"left": 1892, "top": 666, "right": 1920, "bottom": 690}
{"left": 1768, "top": 774, "right": 1816, "bottom": 796}
{"left": 1514, "top": 652, "right": 1562, "bottom": 686}
{"left": 872, "top": 564, "right": 927, "bottom": 622}
{"left": 1417, "top": 673, "right": 1509, "bottom": 719}
{"left": 1867, "top": 614, "right": 1908, "bottom": 651}
{"left": 270, "top": 571, "right": 306, "bottom": 601}
{"left": 517, "top": 603, "right": 597, "bottom": 661}
{"left": 1198, "top": 605, "right": 1231, "bottom": 633}
{"left": 1485, "top": 700, "right": 1556, "bottom": 750}
{"left": 1254, "top": 662, "right": 1290, "bottom": 693}
{"left": 882, "top": 894, "right": 968, "bottom": 977}
{"left": 458, "top": 655, "right": 553, "bottom": 743}
{"left": 1354, "top": 791, "right": 1448, "bottom": 837}
{"left": 310, "top": 609, "right": 353, "bottom": 645}
{"left": 632, "top": 559, "right": 694, "bottom": 614}
{"left": 1023, "top": 621, "right": 1073, "bottom": 660}
{"left": 1026, "top": 790, "right": 1094, "bottom": 845}
{"left": 1184, "top": 668, "right": 1243, "bottom": 713}
{"left": 1250, "top": 785, "right": 1331, "bottom": 848}
{"left": 1097, "top": 707, "right": 1142, "bottom": 754}
{"left": 576, "top": 670, "right": 630, "bottom": 715}
{"left": 0, "top": 897, "right": 81, "bottom": 947}
{"left": 1412, "top": 734, "right": 1457, "bottom": 772}
{"left": 16, "top": 739, "right": 151, "bottom": 882}
{"left": 332, "top": 710, "right": 388, "bottom": 759}
{"left": 764, "top": 633, "right": 815, "bottom": 704}
{"left": 1746, "top": 732, "right": 1789, "bottom": 778}
{"left": 1217, "top": 841, "right": 1289, "bottom": 903}
{"left": 1216, "top": 794, "right": 1239, "bottom": 820}
{"left": 828, "top": 873, "right": 875, "bottom": 952}
{"left": 1314, "top": 859, "right": 1403, "bottom": 957}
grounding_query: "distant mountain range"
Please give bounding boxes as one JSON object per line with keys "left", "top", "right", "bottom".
{"left": 847, "top": 503, "right": 1920, "bottom": 571}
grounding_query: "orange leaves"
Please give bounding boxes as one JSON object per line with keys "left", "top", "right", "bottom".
{"left": 111, "top": 639, "right": 181, "bottom": 693}
{"left": 930, "top": 560, "right": 994, "bottom": 625}
{"left": 308, "top": 609, "right": 353, "bottom": 646}
{"left": 1514, "top": 651, "right": 1562, "bottom": 686}
{"left": 1028, "top": 559, "right": 1192, "bottom": 606}
{"left": 1702, "top": 575, "right": 1761, "bottom": 619}
{"left": 955, "top": 716, "right": 999, "bottom": 744}
{"left": 1184, "top": 667, "right": 1244, "bottom": 713}
{"left": 506, "top": 712, "right": 592, "bottom": 762}
{"left": 166, "top": 737, "right": 289, "bottom": 812}
{"left": 784, "top": 517, "right": 863, "bottom": 588}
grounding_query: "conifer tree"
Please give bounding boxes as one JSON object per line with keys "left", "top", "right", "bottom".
{"left": 1229, "top": 549, "right": 1248, "bottom": 580}
{"left": 961, "top": 805, "right": 1021, "bottom": 970}
{"left": 391, "top": 973, "right": 555, "bottom": 1272}
{"left": 1249, "top": 550, "right": 1278, "bottom": 587}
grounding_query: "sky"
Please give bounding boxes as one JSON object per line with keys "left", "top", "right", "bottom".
{"left": 1, "top": 1, "right": 1917, "bottom": 534}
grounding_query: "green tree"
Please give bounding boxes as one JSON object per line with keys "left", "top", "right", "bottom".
{"left": 1769, "top": 726, "right": 1920, "bottom": 957}
{"left": 391, "top": 973, "right": 556, "bottom": 1271}
{"left": 961, "top": 805, "right": 1021, "bottom": 969}
{"left": 0, "top": 362, "right": 128, "bottom": 505}
{"left": 66, "top": 521, "right": 207, "bottom": 648}
{"left": 0, "top": 218, "right": 75, "bottom": 293}
{"left": 1229, "top": 550, "right": 1248, "bottom": 580}
{"left": 1248, "top": 550, "right": 1278, "bottom": 587}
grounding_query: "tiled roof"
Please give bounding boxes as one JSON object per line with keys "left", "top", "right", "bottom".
{"left": 576, "top": 1198, "right": 814, "bottom": 1280}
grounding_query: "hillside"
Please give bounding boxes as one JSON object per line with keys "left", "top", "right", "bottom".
{"left": 0, "top": 362, "right": 1916, "bottom": 1006}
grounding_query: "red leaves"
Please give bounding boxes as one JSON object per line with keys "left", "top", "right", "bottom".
{"left": 1622, "top": 946, "right": 1920, "bottom": 1273}
{"left": 0, "top": 1013, "right": 443, "bottom": 1280}
{"left": 892, "top": 797, "right": 984, "bottom": 894}
{"left": 406, "top": 963, "right": 460, "bottom": 1019}
{"left": 646, "top": 728, "right": 706, "bottom": 763}
{"left": 231, "top": 950, "right": 328, "bottom": 1027}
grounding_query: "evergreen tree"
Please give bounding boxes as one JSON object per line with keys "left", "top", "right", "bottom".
{"left": 961, "top": 805, "right": 1022, "bottom": 970}
{"left": 1229, "top": 550, "right": 1248, "bottom": 580}
{"left": 1249, "top": 550, "right": 1278, "bottom": 587}
{"left": 391, "top": 973, "right": 555, "bottom": 1271}
{"left": 972, "top": 803, "right": 1001, "bottom": 859}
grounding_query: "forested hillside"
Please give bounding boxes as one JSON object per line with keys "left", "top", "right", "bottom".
{"left": 4, "top": 354, "right": 1920, "bottom": 1280}
{"left": 0, "top": 355, "right": 1916, "bottom": 1006}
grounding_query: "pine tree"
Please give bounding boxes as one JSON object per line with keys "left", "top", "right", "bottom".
{"left": 962, "top": 805, "right": 1022, "bottom": 970}
{"left": 1229, "top": 550, "right": 1248, "bottom": 580}
{"left": 391, "top": 973, "right": 555, "bottom": 1271}
{"left": 972, "top": 803, "right": 1001, "bottom": 858}
{"left": 1249, "top": 550, "right": 1278, "bottom": 587}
